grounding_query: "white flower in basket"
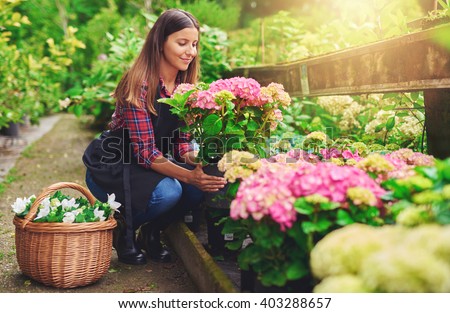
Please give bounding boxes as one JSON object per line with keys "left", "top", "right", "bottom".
{"left": 12, "top": 187, "right": 120, "bottom": 223}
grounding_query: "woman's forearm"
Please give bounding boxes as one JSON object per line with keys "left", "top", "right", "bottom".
{"left": 178, "top": 150, "right": 199, "bottom": 166}
{"left": 149, "top": 155, "right": 226, "bottom": 192}
{"left": 150, "top": 155, "right": 193, "bottom": 183}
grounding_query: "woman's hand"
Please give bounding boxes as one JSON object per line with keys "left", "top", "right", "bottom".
{"left": 188, "top": 164, "right": 226, "bottom": 192}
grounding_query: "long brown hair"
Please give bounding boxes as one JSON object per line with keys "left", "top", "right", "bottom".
{"left": 113, "top": 9, "right": 200, "bottom": 114}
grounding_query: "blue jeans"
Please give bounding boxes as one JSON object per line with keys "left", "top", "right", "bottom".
{"left": 85, "top": 170, "right": 204, "bottom": 230}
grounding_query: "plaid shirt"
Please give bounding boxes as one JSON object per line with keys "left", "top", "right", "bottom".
{"left": 109, "top": 78, "right": 192, "bottom": 169}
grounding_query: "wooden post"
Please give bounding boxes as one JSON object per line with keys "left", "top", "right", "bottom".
{"left": 424, "top": 89, "right": 450, "bottom": 159}
{"left": 418, "top": 0, "right": 438, "bottom": 12}
{"left": 261, "top": 18, "right": 265, "bottom": 64}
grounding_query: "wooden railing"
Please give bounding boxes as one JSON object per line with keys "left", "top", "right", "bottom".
{"left": 226, "top": 23, "right": 450, "bottom": 159}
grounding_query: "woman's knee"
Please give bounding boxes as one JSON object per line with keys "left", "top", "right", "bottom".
{"left": 151, "top": 177, "right": 183, "bottom": 209}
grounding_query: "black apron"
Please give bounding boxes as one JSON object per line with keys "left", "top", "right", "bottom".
{"left": 82, "top": 89, "right": 185, "bottom": 215}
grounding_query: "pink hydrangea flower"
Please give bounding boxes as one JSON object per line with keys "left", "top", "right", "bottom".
{"left": 231, "top": 161, "right": 387, "bottom": 231}
{"left": 192, "top": 90, "right": 220, "bottom": 110}
{"left": 209, "top": 77, "right": 262, "bottom": 108}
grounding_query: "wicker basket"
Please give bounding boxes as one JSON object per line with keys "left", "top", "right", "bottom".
{"left": 13, "top": 182, "right": 117, "bottom": 288}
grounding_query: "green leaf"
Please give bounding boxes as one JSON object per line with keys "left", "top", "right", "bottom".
{"left": 410, "top": 92, "right": 420, "bottom": 101}
{"left": 203, "top": 114, "right": 223, "bottom": 136}
{"left": 73, "top": 104, "right": 83, "bottom": 117}
{"left": 75, "top": 214, "right": 85, "bottom": 223}
{"left": 386, "top": 116, "right": 396, "bottom": 131}
{"left": 226, "top": 182, "right": 240, "bottom": 199}
{"left": 157, "top": 97, "right": 179, "bottom": 107}
{"left": 294, "top": 198, "right": 314, "bottom": 215}
{"left": 226, "top": 136, "right": 242, "bottom": 150}
{"left": 255, "top": 144, "right": 267, "bottom": 158}
{"left": 66, "top": 87, "right": 84, "bottom": 97}
{"left": 297, "top": 115, "right": 312, "bottom": 121}
{"left": 375, "top": 123, "right": 386, "bottom": 132}
{"left": 224, "top": 122, "right": 244, "bottom": 135}
{"left": 286, "top": 262, "right": 309, "bottom": 280}
{"left": 225, "top": 240, "right": 243, "bottom": 250}
{"left": 316, "top": 217, "right": 332, "bottom": 232}
{"left": 414, "top": 166, "right": 438, "bottom": 181}
{"left": 246, "top": 120, "right": 259, "bottom": 132}
{"left": 301, "top": 221, "right": 317, "bottom": 234}
{"left": 261, "top": 269, "right": 287, "bottom": 287}
{"left": 381, "top": 105, "right": 396, "bottom": 111}
{"left": 336, "top": 210, "right": 354, "bottom": 226}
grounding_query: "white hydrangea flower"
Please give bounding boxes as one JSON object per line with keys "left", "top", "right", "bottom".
{"left": 107, "top": 193, "right": 121, "bottom": 211}
{"left": 316, "top": 95, "right": 353, "bottom": 115}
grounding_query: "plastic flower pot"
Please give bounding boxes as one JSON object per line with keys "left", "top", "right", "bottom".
{"left": 0, "top": 122, "right": 20, "bottom": 137}
{"left": 183, "top": 208, "right": 203, "bottom": 233}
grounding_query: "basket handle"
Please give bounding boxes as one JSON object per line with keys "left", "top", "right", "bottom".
{"left": 22, "top": 182, "right": 98, "bottom": 228}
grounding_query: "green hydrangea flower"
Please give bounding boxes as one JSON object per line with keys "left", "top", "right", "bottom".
{"left": 396, "top": 205, "right": 433, "bottom": 227}
{"left": 313, "top": 275, "right": 371, "bottom": 293}
{"left": 412, "top": 190, "right": 442, "bottom": 204}
{"left": 347, "top": 187, "right": 377, "bottom": 207}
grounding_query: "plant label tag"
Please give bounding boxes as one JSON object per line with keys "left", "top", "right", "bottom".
{"left": 242, "top": 237, "right": 253, "bottom": 249}
{"left": 184, "top": 215, "right": 193, "bottom": 223}
{"left": 224, "top": 233, "right": 234, "bottom": 241}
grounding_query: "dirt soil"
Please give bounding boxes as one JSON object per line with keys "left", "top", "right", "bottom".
{"left": 0, "top": 114, "right": 198, "bottom": 293}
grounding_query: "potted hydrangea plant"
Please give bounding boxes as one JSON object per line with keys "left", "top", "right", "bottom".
{"left": 159, "top": 76, "right": 291, "bottom": 256}
{"left": 158, "top": 76, "right": 291, "bottom": 164}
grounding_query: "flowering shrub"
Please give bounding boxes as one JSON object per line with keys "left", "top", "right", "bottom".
{"left": 382, "top": 157, "right": 450, "bottom": 226}
{"left": 311, "top": 223, "right": 450, "bottom": 292}
{"left": 226, "top": 160, "right": 387, "bottom": 288}
{"left": 158, "top": 76, "right": 291, "bottom": 163}
{"left": 215, "top": 145, "right": 441, "bottom": 289}
{"left": 12, "top": 191, "right": 120, "bottom": 223}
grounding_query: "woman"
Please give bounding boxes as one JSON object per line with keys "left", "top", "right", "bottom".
{"left": 83, "top": 9, "right": 226, "bottom": 265}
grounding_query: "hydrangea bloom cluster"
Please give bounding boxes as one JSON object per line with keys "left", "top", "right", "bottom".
{"left": 174, "top": 77, "right": 291, "bottom": 111}
{"left": 305, "top": 131, "right": 328, "bottom": 142}
{"left": 311, "top": 224, "right": 450, "bottom": 292}
{"left": 231, "top": 161, "right": 385, "bottom": 230}
{"left": 356, "top": 154, "right": 396, "bottom": 177}
{"left": 289, "top": 162, "right": 386, "bottom": 206}
{"left": 217, "top": 150, "right": 262, "bottom": 183}
{"left": 387, "top": 148, "right": 435, "bottom": 167}
{"left": 230, "top": 162, "right": 302, "bottom": 230}
{"left": 316, "top": 95, "right": 354, "bottom": 116}
{"left": 365, "top": 108, "right": 424, "bottom": 143}
{"left": 353, "top": 149, "right": 436, "bottom": 181}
